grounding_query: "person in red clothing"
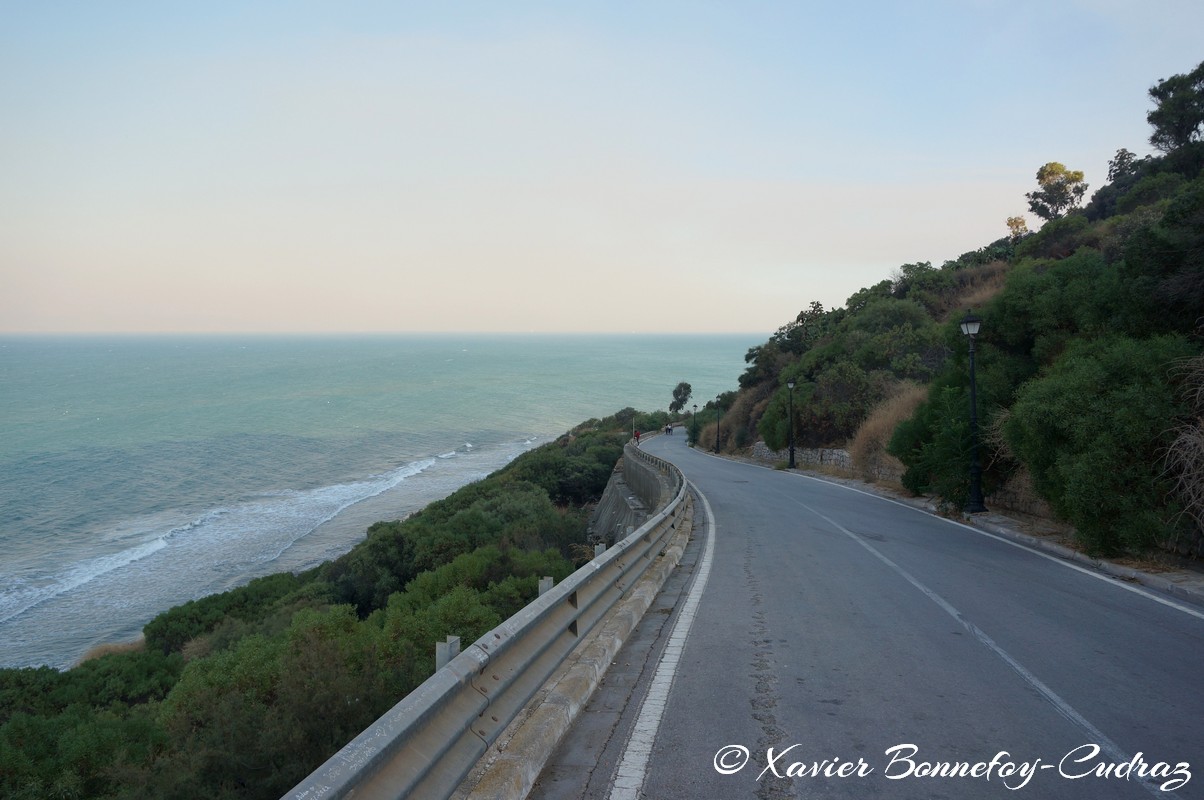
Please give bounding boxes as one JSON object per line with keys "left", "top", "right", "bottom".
{"left": 634, "top": 429, "right": 641, "bottom": 446}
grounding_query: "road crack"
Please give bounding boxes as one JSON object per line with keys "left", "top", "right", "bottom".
{"left": 744, "top": 543, "right": 794, "bottom": 800}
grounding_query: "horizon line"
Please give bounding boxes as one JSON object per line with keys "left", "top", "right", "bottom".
{"left": 0, "top": 330, "right": 768, "bottom": 338}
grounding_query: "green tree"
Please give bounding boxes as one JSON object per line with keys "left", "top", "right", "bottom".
{"left": 1006, "top": 215, "right": 1028, "bottom": 241}
{"left": 1026, "top": 161, "right": 1089, "bottom": 221}
{"left": 1122, "top": 178, "right": 1204, "bottom": 325}
{"left": 770, "top": 301, "right": 830, "bottom": 354}
{"left": 1147, "top": 60, "right": 1204, "bottom": 153}
{"left": 669, "top": 381, "right": 692, "bottom": 413}
{"left": 1107, "top": 147, "right": 1139, "bottom": 182}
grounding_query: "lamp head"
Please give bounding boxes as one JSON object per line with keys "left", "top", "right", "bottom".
{"left": 959, "top": 311, "right": 982, "bottom": 338}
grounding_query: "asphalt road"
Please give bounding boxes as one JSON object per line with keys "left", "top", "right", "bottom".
{"left": 534, "top": 434, "right": 1204, "bottom": 800}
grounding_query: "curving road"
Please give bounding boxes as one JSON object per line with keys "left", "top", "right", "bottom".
{"left": 533, "top": 433, "right": 1204, "bottom": 799}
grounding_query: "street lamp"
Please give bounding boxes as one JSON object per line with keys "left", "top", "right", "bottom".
{"left": 786, "top": 379, "right": 796, "bottom": 469}
{"left": 692, "top": 403, "right": 698, "bottom": 444}
{"left": 713, "top": 394, "right": 722, "bottom": 454}
{"left": 960, "top": 311, "right": 988, "bottom": 514}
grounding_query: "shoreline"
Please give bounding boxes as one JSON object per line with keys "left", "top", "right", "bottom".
{"left": 55, "top": 439, "right": 545, "bottom": 671}
{"left": 275, "top": 437, "right": 543, "bottom": 574}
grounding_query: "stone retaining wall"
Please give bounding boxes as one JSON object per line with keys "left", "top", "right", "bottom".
{"left": 750, "top": 441, "right": 853, "bottom": 471}
{"left": 749, "top": 442, "right": 1047, "bottom": 520}
{"left": 748, "top": 440, "right": 1202, "bottom": 559}
{"left": 586, "top": 443, "right": 676, "bottom": 546}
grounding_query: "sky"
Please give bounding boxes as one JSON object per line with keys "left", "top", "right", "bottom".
{"left": 2, "top": 2, "right": 1201, "bottom": 335}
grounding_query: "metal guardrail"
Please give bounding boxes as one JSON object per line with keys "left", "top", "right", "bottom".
{"left": 625, "top": 438, "right": 683, "bottom": 508}
{"left": 284, "top": 445, "right": 686, "bottom": 800}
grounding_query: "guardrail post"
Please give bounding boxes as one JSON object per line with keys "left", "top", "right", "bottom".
{"left": 538, "top": 576, "right": 554, "bottom": 596}
{"left": 436, "top": 635, "right": 461, "bottom": 670}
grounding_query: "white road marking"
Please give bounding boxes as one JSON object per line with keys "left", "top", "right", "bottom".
{"left": 609, "top": 482, "right": 716, "bottom": 800}
{"left": 796, "top": 498, "right": 1167, "bottom": 800}
{"left": 796, "top": 470, "right": 1204, "bottom": 622}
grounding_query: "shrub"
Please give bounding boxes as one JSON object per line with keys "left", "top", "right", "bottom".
{"left": 143, "top": 572, "right": 304, "bottom": 655}
{"left": 1015, "top": 213, "right": 1092, "bottom": 260}
{"left": 1003, "top": 334, "right": 1196, "bottom": 554}
{"left": 1116, "top": 172, "right": 1186, "bottom": 214}
{"left": 888, "top": 383, "right": 978, "bottom": 504}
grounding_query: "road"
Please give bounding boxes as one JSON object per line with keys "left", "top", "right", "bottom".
{"left": 532, "top": 434, "right": 1204, "bottom": 799}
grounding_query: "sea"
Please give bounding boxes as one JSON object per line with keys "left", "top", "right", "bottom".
{"left": 0, "top": 333, "right": 757, "bottom": 669}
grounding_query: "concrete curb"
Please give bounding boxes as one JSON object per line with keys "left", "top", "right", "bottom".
{"left": 454, "top": 496, "right": 696, "bottom": 800}
{"left": 961, "top": 512, "right": 1204, "bottom": 607}
{"left": 716, "top": 448, "right": 1204, "bottom": 609}
{"left": 780, "top": 461, "right": 1204, "bottom": 609}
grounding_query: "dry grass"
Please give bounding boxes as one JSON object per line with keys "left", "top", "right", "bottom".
{"left": 849, "top": 382, "right": 928, "bottom": 482}
{"left": 982, "top": 406, "right": 1015, "bottom": 472}
{"left": 77, "top": 637, "right": 145, "bottom": 664}
{"left": 939, "top": 260, "right": 1011, "bottom": 321}
{"left": 991, "top": 465, "right": 1055, "bottom": 517}
{"left": 716, "top": 380, "right": 775, "bottom": 452}
{"left": 1168, "top": 426, "right": 1204, "bottom": 528}
{"left": 1111, "top": 553, "right": 1182, "bottom": 573}
{"left": 1166, "top": 355, "right": 1204, "bottom": 538}
{"left": 182, "top": 636, "right": 214, "bottom": 662}
{"left": 569, "top": 542, "right": 600, "bottom": 566}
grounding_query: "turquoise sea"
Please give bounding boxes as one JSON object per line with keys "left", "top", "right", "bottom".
{"left": 0, "top": 334, "right": 757, "bottom": 669}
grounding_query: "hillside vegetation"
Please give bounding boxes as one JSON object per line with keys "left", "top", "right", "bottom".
{"left": 702, "top": 59, "right": 1204, "bottom": 558}
{"left": 0, "top": 420, "right": 645, "bottom": 799}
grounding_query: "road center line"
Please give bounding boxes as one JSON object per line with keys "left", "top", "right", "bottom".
{"left": 791, "top": 496, "right": 1166, "bottom": 799}
{"left": 609, "top": 482, "right": 716, "bottom": 800}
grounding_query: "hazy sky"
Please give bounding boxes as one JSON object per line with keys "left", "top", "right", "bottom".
{"left": 2, "top": 2, "right": 1201, "bottom": 334}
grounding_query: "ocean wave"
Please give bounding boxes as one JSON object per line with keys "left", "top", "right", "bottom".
{"left": 0, "top": 457, "right": 437, "bottom": 633}
{"left": 0, "top": 439, "right": 547, "bottom": 668}
{"left": 0, "top": 536, "right": 169, "bottom": 626}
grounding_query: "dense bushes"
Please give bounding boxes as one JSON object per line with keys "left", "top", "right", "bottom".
{"left": 750, "top": 259, "right": 997, "bottom": 452}
{"left": 143, "top": 572, "right": 308, "bottom": 655}
{"left": 1004, "top": 335, "right": 1194, "bottom": 553}
{"left": 0, "top": 426, "right": 628, "bottom": 799}
{"left": 724, "top": 61, "right": 1204, "bottom": 559}
{"left": 884, "top": 176, "right": 1202, "bottom": 552}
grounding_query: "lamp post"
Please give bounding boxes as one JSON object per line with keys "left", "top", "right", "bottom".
{"left": 713, "top": 394, "right": 722, "bottom": 454}
{"left": 960, "top": 311, "right": 988, "bottom": 513}
{"left": 692, "top": 403, "right": 698, "bottom": 445}
{"left": 786, "top": 379, "right": 796, "bottom": 469}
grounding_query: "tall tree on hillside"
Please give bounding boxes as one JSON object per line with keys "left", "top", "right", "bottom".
{"left": 771, "top": 300, "right": 828, "bottom": 354}
{"left": 1107, "top": 148, "right": 1140, "bottom": 182}
{"left": 1006, "top": 215, "right": 1029, "bottom": 241}
{"left": 1147, "top": 60, "right": 1204, "bottom": 153}
{"left": 1026, "top": 161, "right": 1088, "bottom": 221}
{"left": 669, "top": 381, "right": 693, "bottom": 413}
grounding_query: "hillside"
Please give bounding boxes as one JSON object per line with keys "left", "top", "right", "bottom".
{"left": 699, "top": 59, "right": 1204, "bottom": 559}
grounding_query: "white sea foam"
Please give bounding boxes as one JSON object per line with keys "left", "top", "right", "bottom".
{"left": 0, "top": 536, "right": 168, "bottom": 626}
{"left": 0, "top": 456, "right": 440, "bottom": 666}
